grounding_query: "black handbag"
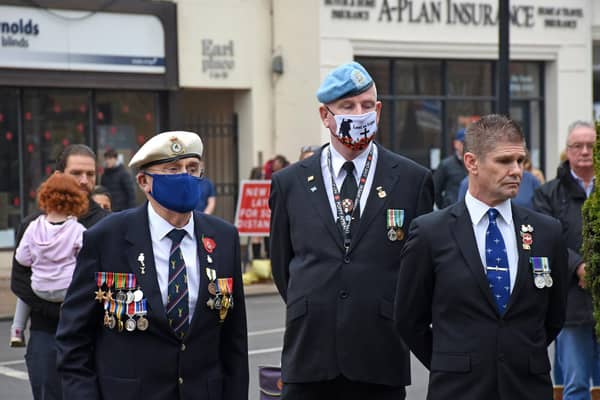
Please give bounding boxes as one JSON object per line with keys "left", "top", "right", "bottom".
{"left": 259, "top": 365, "right": 283, "bottom": 399}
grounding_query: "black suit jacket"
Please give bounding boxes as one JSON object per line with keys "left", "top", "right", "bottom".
{"left": 269, "top": 143, "right": 433, "bottom": 386}
{"left": 394, "top": 201, "right": 568, "bottom": 400}
{"left": 56, "top": 204, "right": 249, "bottom": 400}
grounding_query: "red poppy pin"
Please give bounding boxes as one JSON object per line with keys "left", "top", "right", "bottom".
{"left": 202, "top": 237, "right": 216, "bottom": 253}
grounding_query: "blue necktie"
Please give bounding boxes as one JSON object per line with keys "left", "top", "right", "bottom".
{"left": 485, "top": 209, "right": 510, "bottom": 313}
{"left": 166, "top": 229, "right": 189, "bottom": 339}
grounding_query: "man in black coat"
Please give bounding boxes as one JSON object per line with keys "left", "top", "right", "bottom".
{"left": 100, "top": 148, "right": 136, "bottom": 211}
{"left": 433, "top": 128, "right": 467, "bottom": 209}
{"left": 395, "top": 114, "right": 568, "bottom": 400}
{"left": 533, "top": 120, "right": 598, "bottom": 399}
{"left": 56, "top": 131, "right": 248, "bottom": 400}
{"left": 10, "top": 144, "right": 109, "bottom": 400}
{"left": 269, "top": 61, "right": 433, "bottom": 399}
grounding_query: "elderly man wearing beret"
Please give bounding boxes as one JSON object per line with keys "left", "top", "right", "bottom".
{"left": 269, "top": 61, "right": 434, "bottom": 399}
{"left": 56, "top": 131, "right": 248, "bottom": 400}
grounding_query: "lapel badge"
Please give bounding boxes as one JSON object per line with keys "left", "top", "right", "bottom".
{"left": 137, "top": 253, "right": 146, "bottom": 275}
{"left": 520, "top": 224, "right": 534, "bottom": 250}
{"left": 202, "top": 236, "right": 216, "bottom": 253}
{"left": 307, "top": 175, "right": 315, "bottom": 182}
{"left": 376, "top": 186, "right": 387, "bottom": 199}
{"left": 310, "top": 186, "right": 317, "bottom": 192}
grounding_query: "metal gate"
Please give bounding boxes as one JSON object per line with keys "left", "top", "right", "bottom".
{"left": 183, "top": 114, "right": 239, "bottom": 222}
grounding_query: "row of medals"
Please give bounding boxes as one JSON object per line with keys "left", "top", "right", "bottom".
{"left": 205, "top": 265, "right": 233, "bottom": 322}
{"left": 96, "top": 284, "right": 148, "bottom": 332}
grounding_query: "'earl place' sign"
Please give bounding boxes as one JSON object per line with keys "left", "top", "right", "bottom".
{"left": 202, "top": 39, "right": 235, "bottom": 80}
{"left": 324, "top": 0, "right": 583, "bottom": 29}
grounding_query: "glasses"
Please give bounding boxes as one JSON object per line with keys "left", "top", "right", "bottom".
{"left": 567, "top": 142, "right": 595, "bottom": 152}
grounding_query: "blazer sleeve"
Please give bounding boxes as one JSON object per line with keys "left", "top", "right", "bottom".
{"left": 221, "top": 229, "right": 249, "bottom": 400}
{"left": 417, "top": 170, "right": 434, "bottom": 217}
{"left": 394, "top": 218, "right": 434, "bottom": 369}
{"left": 545, "top": 220, "right": 569, "bottom": 344}
{"left": 56, "top": 230, "right": 103, "bottom": 400}
{"left": 269, "top": 174, "right": 293, "bottom": 303}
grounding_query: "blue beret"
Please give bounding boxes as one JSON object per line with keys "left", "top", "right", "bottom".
{"left": 455, "top": 128, "right": 465, "bottom": 142}
{"left": 316, "top": 61, "right": 374, "bottom": 104}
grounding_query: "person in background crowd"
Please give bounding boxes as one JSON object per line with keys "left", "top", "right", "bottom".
{"left": 11, "top": 144, "right": 109, "bottom": 400}
{"left": 195, "top": 159, "right": 217, "bottom": 214}
{"left": 524, "top": 149, "right": 546, "bottom": 184}
{"left": 299, "top": 145, "right": 320, "bottom": 161}
{"left": 395, "top": 114, "right": 567, "bottom": 400}
{"left": 433, "top": 128, "right": 467, "bottom": 209}
{"left": 270, "top": 61, "right": 433, "bottom": 399}
{"left": 56, "top": 131, "right": 248, "bottom": 400}
{"left": 100, "top": 148, "right": 136, "bottom": 211}
{"left": 457, "top": 148, "right": 542, "bottom": 210}
{"left": 91, "top": 185, "right": 112, "bottom": 212}
{"left": 10, "top": 172, "right": 88, "bottom": 347}
{"left": 534, "top": 121, "right": 599, "bottom": 400}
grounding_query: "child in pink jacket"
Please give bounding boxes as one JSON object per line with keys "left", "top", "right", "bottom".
{"left": 10, "top": 172, "right": 88, "bottom": 346}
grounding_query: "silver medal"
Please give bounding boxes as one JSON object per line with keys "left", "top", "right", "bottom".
{"left": 544, "top": 274, "right": 553, "bottom": 288}
{"left": 133, "top": 289, "right": 144, "bottom": 303}
{"left": 534, "top": 274, "right": 546, "bottom": 289}
{"left": 125, "top": 291, "right": 134, "bottom": 304}
{"left": 125, "top": 318, "right": 137, "bottom": 332}
{"left": 136, "top": 316, "right": 149, "bottom": 331}
{"left": 387, "top": 228, "right": 397, "bottom": 242}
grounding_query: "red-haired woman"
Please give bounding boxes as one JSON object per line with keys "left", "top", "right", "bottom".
{"left": 10, "top": 172, "right": 88, "bottom": 347}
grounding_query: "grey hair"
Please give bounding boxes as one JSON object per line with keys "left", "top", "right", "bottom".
{"left": 566, "top": 120, "right": 595, "bottom": 145}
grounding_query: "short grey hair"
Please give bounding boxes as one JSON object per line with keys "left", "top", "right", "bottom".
{"left": 464, "top": 114, "right": 525, "bottom": 159}
{"left": 566, "top": 120, "right": 595, "bottom": 145}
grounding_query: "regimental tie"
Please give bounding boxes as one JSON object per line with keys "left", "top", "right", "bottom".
{"left": 340, "top": 161, "right": 360, "bottom": 235}
{"left": 166, "top": 229, "right": 189, "bottom": 339}
{"left": 485, "top": 208, "right": 511, "bottom": 313}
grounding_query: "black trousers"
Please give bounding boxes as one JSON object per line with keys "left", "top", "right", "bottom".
{"left": 282, "top": 375, "right": 406, "bottom": 400}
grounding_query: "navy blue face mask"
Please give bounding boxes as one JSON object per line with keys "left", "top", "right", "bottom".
{"left": 145, "top": 172, "right": 202, "bottom": 213}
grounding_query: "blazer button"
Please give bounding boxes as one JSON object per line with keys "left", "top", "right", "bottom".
{"left": 178, "top": 377, "right": 184, "bottom": 384}
{"left": 343, "top": 257, "right": 350, "bottom": 264}
{"left": 339, "top": 291, "right": 349, "bottom": 299}
{"left": 181, "top": 343, "right": 186, "bottom": 351}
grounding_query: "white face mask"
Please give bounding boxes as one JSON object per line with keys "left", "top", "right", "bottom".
{"left": 331, "top": 110, "right": 378, "bottom": 151}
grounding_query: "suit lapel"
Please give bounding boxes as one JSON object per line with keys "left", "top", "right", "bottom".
{"left": 188, "top": 212, "right": 217, "bottom": 332}
{"left": 451, "top": 202, "right": 500, "bottom": 314}
{"left": 298, "top": 146, "right": 344, "bottom": 252}
{"left": 349, "top": 144, "right": 400, "bottom": 250}
{"left": 505, "top": 205, "right": 531, "bottom": 315}
{"left": 125, "top": 205, "right": 171, "bottom": 333}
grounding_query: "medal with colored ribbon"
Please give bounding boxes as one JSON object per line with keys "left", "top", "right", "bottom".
{"left": 115, "top": 300, "right": 125, "bottom": 332}
{"left": 94, "top": 272, "right": 106, "bottom": 302}
{"left": 136, "top": 299, "right": 149, "bottom": 331}
{"left": 217, "top": 278, "right": 234, "bottom": 322}
{"left": 105, "top": 272, "right": 114, "bottom": 302}
{"left": 206, "top": 268, "right": 218, "bottom": 310}
{"left": 125, "top": 302, "right": 137, "bottom": 332}
{"left": 125, "top": 273, "right": 136, "bottom": 304}
{"left": 530, "top": 257, "right": 552, "bottom": 289}
{"left": 386, "top": 209, "right": 405, "bottom": 242}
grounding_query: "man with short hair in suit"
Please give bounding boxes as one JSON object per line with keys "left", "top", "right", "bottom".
{"left": 56, "top": 131, "right": 248, "bottom": 400}
{"left": 395, "top": 114, "right": 568, "bottom": 400}
{"left": 269, "top": 61, "right": 434, "bottom": 399}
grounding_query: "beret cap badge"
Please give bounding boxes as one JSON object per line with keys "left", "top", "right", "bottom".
{"left": 170, "top": 138, "right": 184, "bottom": 154}
{"left": 351, "top": 69, "right": 365, "bottom": 86}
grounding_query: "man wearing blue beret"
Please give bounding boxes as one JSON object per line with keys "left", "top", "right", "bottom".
{"left": 269, "top": 61, "right": 434, "bottom": 399}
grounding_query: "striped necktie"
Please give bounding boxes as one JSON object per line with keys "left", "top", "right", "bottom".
{"left": 166, "top": 229, "right": 189, "bottom": 339}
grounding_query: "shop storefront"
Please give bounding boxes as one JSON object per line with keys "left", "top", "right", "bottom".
{"left": 0, "top": 0, "right": 176, "bottom": 247}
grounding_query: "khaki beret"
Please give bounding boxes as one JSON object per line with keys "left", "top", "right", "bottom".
{"left": 129, "top": 131, "right": 203, "bottom": 169}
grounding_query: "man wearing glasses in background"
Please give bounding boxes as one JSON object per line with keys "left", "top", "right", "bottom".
{"left": 534, "top": 121, "right": 599, "bottom": 400}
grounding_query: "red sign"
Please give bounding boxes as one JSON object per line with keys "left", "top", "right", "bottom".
{"left": 234, "top": 180, "right": 271, "bottom": 236}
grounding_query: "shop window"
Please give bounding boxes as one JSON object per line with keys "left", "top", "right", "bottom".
{"left": 394, "top": 60, "right": 442, "bottom": 96}
{"left": 447, "top": 61, "right": 493, "bottom": 97}
{"left": 446, "top": 100, "right": 493, "bottom": 144}
{"left": 22, "top": 89, "right": 90, "bottom": 216}
{"left": 0, "top": 88, "right": 19, "bottom": 247}
{"left": 359, "top": 58, "right": 390, "bottom": 96}
{"left": 510, "top": 62, "right": 541, "bottom": 98}
{"left": 95, "top": 91, "right": 159, "bottom": 205}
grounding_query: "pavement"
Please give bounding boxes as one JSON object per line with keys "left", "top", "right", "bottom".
{"left": 0, "top": 250, "right": 278, "bottom": 320}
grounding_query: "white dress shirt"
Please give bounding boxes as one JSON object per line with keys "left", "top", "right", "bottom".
{"left": 465, "top": 191, "right": 518, "bottom": 293}
{"left": 320, "top": 141, "right": 378, "bottom": 221}
{"left": 147, "top": 203, "right": 200, "bottom": 321}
